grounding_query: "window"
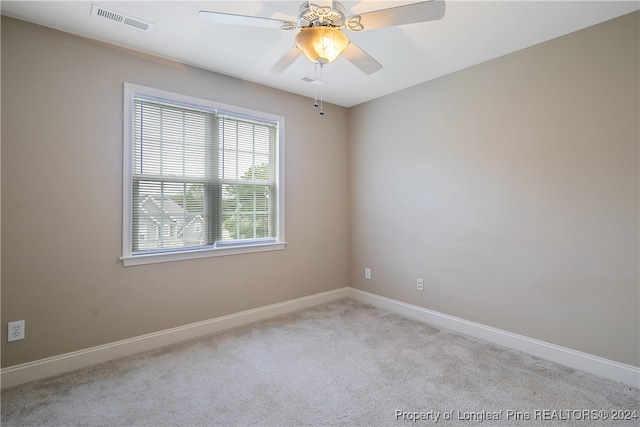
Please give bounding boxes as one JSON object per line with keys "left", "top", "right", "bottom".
{"left": 121, "top": 83, "right": 285, "bottom": 266}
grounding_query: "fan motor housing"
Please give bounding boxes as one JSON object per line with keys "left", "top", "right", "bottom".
{"left": 297, "top": 1, "right": 346, "bottom": 27}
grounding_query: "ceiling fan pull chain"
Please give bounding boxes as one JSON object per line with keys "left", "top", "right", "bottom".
{"left": 313, "top": 61, "right": 319, "bottom": 110}
{"left": 319, "top": 62, "right": 324, "bottom": 117}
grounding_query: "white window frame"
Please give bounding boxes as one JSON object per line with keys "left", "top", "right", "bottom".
{"left": 121, "top": 83, "right": 286, "bottom": 266}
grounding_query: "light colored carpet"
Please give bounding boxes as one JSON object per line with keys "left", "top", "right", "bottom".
{"left": 1, "top": 298, "right": 638, "bottom": 426}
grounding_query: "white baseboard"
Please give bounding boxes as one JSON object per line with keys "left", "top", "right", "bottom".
{"left": 1, "top": 287, "right": 350, "bottom": 389}
{"left": 3, "top": 286, "right": 638, "bottom": 390}
{"left": 348, "top": 287, "right": 640, "bottom": 388}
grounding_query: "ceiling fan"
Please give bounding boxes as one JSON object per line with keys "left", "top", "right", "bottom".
{"left": 198, "top": 1, "right": 446, "bottom": 76}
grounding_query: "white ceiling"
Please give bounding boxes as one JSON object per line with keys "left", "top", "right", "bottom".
{"left": 2, "top": 1, "right": 638, "bottom": 107}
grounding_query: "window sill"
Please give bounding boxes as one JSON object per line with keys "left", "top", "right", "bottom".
{"left": 120, "top": 242, "right": 287, "bottom": 266}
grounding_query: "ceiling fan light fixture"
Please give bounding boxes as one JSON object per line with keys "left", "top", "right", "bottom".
{"left": 295, "top": 26, "right": 349, "bottom": 65}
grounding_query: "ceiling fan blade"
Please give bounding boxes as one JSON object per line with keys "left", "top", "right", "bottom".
{"left": 341, "top": 42, "right": 383, "bottom": 75}
{"left": 345, "top": 0, "right": 445, "bottom": 32}
{"left": 267, "top": 47, "right": 303, "bottom": 74}
{"left": 198, "top": 11, "right": 296, "bottom": 30}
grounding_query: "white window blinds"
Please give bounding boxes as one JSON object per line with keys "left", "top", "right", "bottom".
{"left": 128, "top": 91, "right": 280, "bottom": 257}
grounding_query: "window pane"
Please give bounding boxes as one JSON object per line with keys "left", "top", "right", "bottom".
{"left": 134, "top": 100, "right": 209, "bottom": 179}
{"left": 219, "top": 117, "right": 274, "bottom": 182}
{"left": 220, "top": 183, "right": 273, "bottom": 241}
{"left": 133, "top": 180, "right": 208, "bottom": 251}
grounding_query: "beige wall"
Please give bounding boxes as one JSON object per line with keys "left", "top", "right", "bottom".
{"left": 349, "top": 12, "right": 639, "bottom": 366}
{"left": 1, "top": 17, "right": 349, "bottom": 367}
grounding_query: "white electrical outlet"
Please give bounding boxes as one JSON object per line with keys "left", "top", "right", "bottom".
{"left": 364, "top": 268, "right": 371, "bottom": 280}
{"left": 8, "top": 320, "right": 25, "bottom": 342}
{"left": 417, "top": 278, "right": 424, "bottom": 291}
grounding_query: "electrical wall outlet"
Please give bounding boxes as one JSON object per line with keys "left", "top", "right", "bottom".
{"left": 417, "top": 278, "right": 424, "bottom": 291}
{"left": 8, "top": 320, "right": 25, "bottom": 342}
{"left": 364, "top": 268, "right": 371, "bottom": 280}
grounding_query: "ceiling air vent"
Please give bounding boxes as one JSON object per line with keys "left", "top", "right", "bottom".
{"left": 301, "top": 76, "right": 326, "bottom": 85}
{"left": 91, "top": 4, "right": 153, "bottom": 32}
